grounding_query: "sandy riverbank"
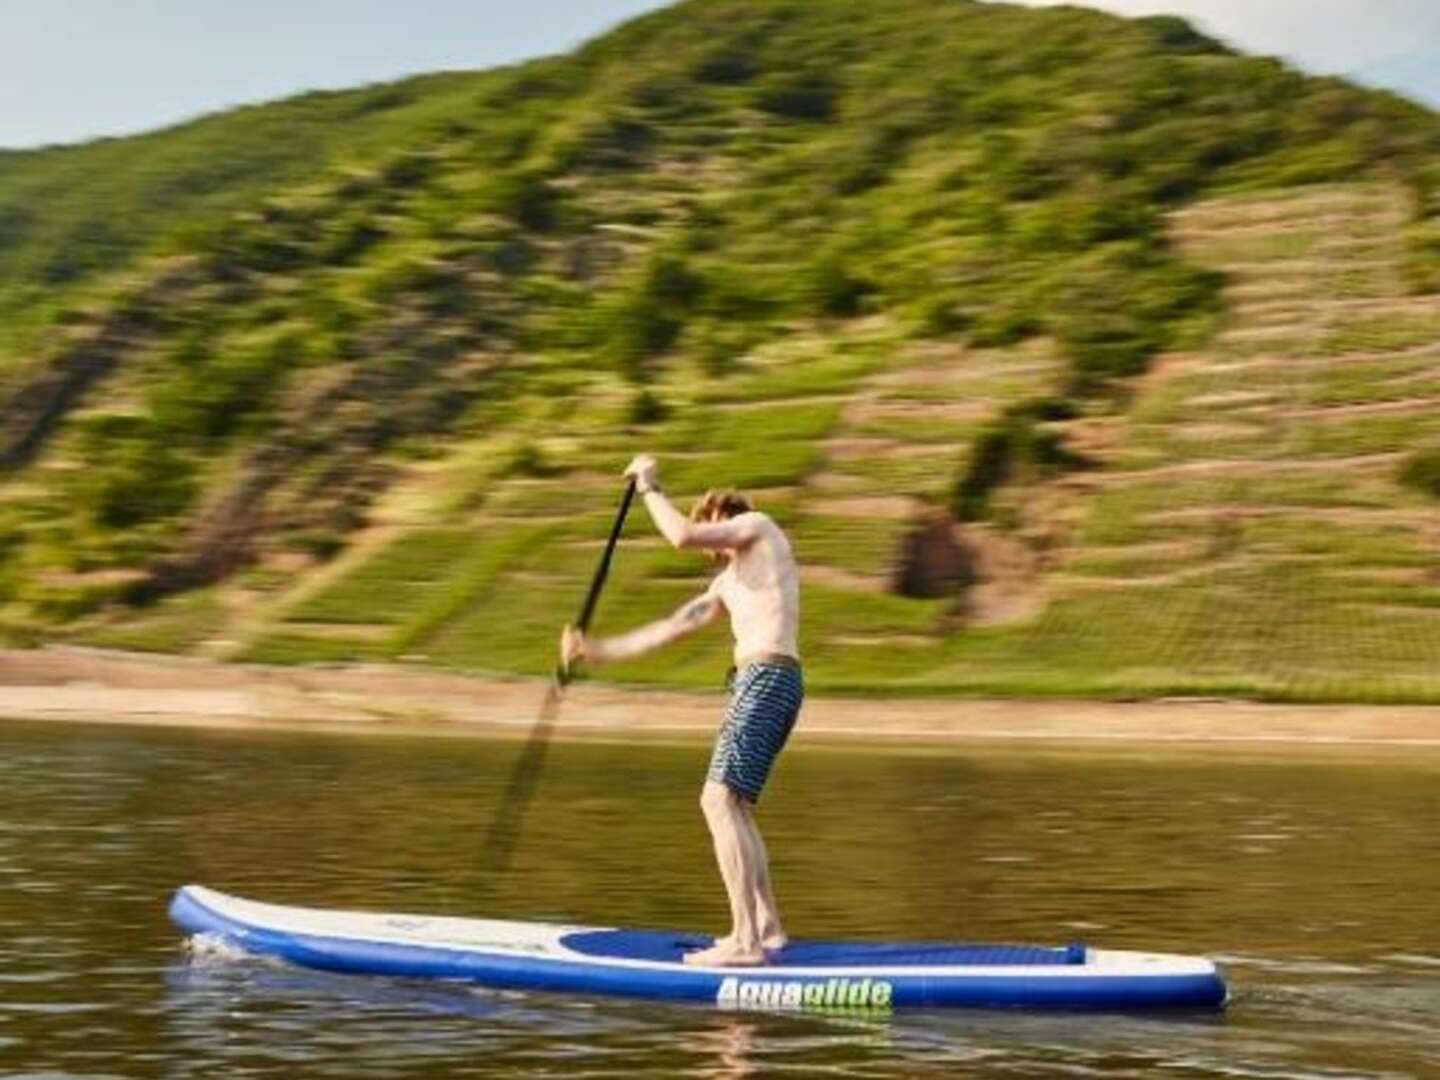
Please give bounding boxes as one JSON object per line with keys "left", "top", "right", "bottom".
{"left": 2, "top": 646, "right": 1439, "bottom": 748}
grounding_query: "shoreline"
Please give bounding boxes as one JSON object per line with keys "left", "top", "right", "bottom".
{"left": 2, "top": 646, "right": 1439, "bottom": 750}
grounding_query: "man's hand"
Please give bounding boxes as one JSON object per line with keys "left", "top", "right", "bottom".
{"left": 624, "top": 454, "right": 660, "bottom": 491}
{"left": 559, "top": 623, "right": 589, "bottom": 670}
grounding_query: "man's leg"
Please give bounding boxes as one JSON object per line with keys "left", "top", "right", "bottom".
{"left": 689, "top": 663, "right": 801, "bottom": 965}
{"left": 713, "top": 805, "right": 786, "bottom": 952}
{"left": 738, "top": 804, "right": 787, "bottom": 950}
{"left": 684, "top": 780, "right": 765, "bottom": 966}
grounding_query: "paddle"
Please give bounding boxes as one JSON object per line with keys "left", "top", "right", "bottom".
{"left": 560, "top": 476, "right": 638, "bottom": 686}
{"left": 479, "top": 478, "right": 638, "bottom": 879}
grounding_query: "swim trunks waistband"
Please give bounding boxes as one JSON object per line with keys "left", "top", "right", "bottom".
{"left": 734, "top": 652, "right": 801, "bottom": 671}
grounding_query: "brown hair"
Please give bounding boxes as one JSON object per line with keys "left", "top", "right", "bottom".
{"left": 690, "top": 488, "right": 753, "bottom": 523}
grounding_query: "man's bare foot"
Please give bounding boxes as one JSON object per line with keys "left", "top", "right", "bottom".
{"left": 712, "top": 931, "right": 788, "bottom": 953}
{"left": 683, "top": 939, "right": 767, "bottom": 967}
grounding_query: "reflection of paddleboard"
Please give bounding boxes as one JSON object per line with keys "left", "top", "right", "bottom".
{"left": 170, "top": 885, "right": 1226, "bottom": 1010}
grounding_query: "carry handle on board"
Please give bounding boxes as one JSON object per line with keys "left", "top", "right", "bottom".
{"left": 559, "top": 476, "right": 637, "bottom": 686}
{"left": 480, "top": 477, "right": 636, "bottom": 880}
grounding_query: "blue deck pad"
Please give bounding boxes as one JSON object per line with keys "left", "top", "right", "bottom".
{"left": 560, "top": 929, "right": 1086, "bottom": 967}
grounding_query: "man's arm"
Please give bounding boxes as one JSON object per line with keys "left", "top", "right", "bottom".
{"left": 641, "top": 489, "right": 763, "bottom": 551}
{"left": 625, "top": 454, "right": 763, "bottom": 551}
{"left": 565, "top": 586, "right": 724, "bottom": 666}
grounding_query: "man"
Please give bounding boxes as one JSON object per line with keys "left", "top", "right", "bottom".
{"left": 560, "top": 453, "right": 803, "bottom": 967}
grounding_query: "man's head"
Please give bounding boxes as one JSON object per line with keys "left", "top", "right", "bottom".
{"left": 690, "top": 488, "right": 753, "bottom": 524}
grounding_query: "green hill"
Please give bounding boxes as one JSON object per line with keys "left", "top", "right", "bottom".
{"left": 3, "top": 0, "right": 1440, "bottom": 701}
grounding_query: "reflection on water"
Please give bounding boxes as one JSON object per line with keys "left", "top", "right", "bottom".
{"left": 0, "top": 719, "right": 1436, "bottom": 1078}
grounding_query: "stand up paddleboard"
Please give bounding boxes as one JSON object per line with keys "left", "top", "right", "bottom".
{"left": 170, "top": 885, "right": 1226, "bottom": 1010}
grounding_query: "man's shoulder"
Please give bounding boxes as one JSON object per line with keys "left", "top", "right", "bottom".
{"left": 735, "top": 509, "right": 778, "bottom": 532}
{"left": 734, "top": 511, "right": 794, "bottom": 556}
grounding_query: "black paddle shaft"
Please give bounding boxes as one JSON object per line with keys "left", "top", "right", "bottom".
{"left": 559, "top": 477, "right": 637, "bottom": 684}
{"left": 480, "top": 478, "right": 637, "bottom": 882}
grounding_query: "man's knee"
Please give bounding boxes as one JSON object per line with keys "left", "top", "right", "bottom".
{"left": 700, "top": 780, "right": 741, "bottom": 821}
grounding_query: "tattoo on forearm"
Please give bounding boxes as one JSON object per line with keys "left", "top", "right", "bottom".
{"left": 680, "top": 598, "right": 713, "bottom": 626}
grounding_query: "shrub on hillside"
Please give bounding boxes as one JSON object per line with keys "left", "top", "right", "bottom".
{"left": 683, "top": 319, "right": 770, "bottom": 377}
{"left": 379, "top": 152, "right": 434, "bottom": 188}
{"left": 693, "top": 44, "right": 758, "bottom": 84}
{"left": 1049, "top": 242, "right": 1223, "bottom": 392}
{"left": 1405, "top": 165, "right": 1440, "bottom": 293}
{"left": 952, "top": 399, "right": 1083, "bottom": 521}
{"left": 1411, "top": 164, "right": 1440, "bottom": 220}
{"left": 485, "top": 172, "right": 560, "bottom": 231}
{"left": 753, "top": 71, "right": 837, "bottom": 121}
{"left": 916, "top": 295, "right": 971, "bottom": 336}
{"left": 68, "top": 414, "right": 198, "bottom": 530}
{"left": 503, "top": 442, "right": 563, "bottom": 479}
{"left": 1056, "top": 313, "right": 1159, "bottom": 390}
{"left": 1404, "top": 221, "right": 1440, "bottom": 294}
{"left": 482, "top": 231, "right": 537, "bottom": 277}
{"left": 1134, "top": 15, "right": 1227, "bottom": 54}
{"left": 1399, "top": 448, "right": 1440, "bottom": 498}
{"left": 966, "top": 303, "right": 1041, "bottom": 348}
{"left": 564, "top": 112, "right": 657, "bottom": 171}
{"left": 603, "top": 294, "right": 681, "bottom": 381}
{"left": 628, "top": 389, "right": 669, "bottom": 425}
{"left": 699, "top": 261, "right": 775, "bottom": 322}
{"left": 283, "top": 528, "right": 346, "bottom": 560}
{"left": 595, "top": 253, "right": 706, "bottom": 380}
{"left": 829, "top": 125, "right": 914, "bottom": 196}
{"left": 642, "top": 254, "right": 704, "bottom": 308}
{"left": 319, "top": 214, "right": 386, "bottom": 265}
{"left": 147, "top": 330, "right": 302, "bottom": 442}
{"left": 805, "top": 253, "right": 871, "bottom": 317}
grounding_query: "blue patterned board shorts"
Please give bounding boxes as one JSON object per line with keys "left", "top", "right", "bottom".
{"left": 708, "top": 661, "right": 804, "bottom": 804}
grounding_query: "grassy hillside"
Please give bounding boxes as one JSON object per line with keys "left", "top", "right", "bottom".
{"left": 3, "top": 0, "right": 1440, "bottom": 700}
{"left": 0, "top": 68, "right": 557, "bottom": 359}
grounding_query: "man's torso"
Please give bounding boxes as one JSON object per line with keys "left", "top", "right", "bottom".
{"left": 714, "top": 514, "right": 800, "bottom": 664}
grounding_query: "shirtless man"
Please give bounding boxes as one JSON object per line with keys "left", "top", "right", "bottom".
{"left": 560, "top": 453, "right": 803, "bottom": 967}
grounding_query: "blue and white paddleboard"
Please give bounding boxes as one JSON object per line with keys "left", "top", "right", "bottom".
{"left": 170, "top": 885, "right": 1226, "bottom": 1010}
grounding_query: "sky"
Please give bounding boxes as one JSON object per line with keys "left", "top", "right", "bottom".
{"left": 1012, "top": 1, "right": 1440, "bottom": 75}
{"left": 2, "top": 0, "right": 1437, "bottom": 151}
{"left": 1011, "top": 0, "right": 1440, "bottom": 107}
{"left": 0, "top": 0, "right": 666, "bottom": 150}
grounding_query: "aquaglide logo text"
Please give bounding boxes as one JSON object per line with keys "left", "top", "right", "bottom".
{"left": 716, "top": 975, "right": 894, "bottom": 1010}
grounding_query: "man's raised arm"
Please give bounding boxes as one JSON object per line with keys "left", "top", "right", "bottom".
{"left": 626, "top": 455, "right": 761, "bottom": 551}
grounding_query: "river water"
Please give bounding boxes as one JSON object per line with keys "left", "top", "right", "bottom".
{"left": 0, "top": 719, "right": 1435, "bottom": 1078}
